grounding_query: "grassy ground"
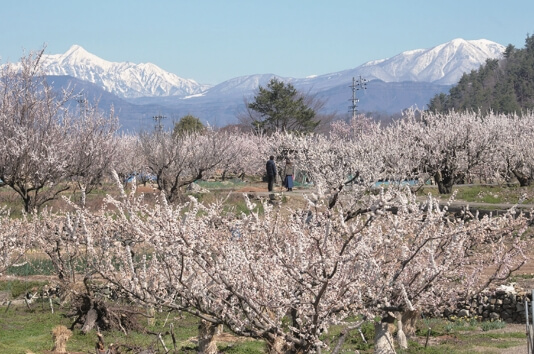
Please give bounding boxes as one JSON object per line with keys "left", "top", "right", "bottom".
{"left": 0, "top": 300, "right": 265, "bottom": 353}
{"left": 416, "top": 183, "right": 534, "bottom": 205}
{"left": 0, "top": 298, "right": 528, "bottom": 353}
{"left": 2, "top": 178, "right": 534, "bottom": 215}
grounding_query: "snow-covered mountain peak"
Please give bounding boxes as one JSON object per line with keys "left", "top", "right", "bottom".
{"left": 40, "top": 45, "right": 209, "bottom": 98}
{"left": 447, "top": 38, "right": 469, "bottom": 46}
{"left": 45, "top": 45, "right": 110, "bottom": 68}
{"left": 64, "top": 44, "right": 84, "bottom": 55}
{"left": 64, "top": 44, "right": 92, "bottom": 57}
{"left": 354, "top": 38, "right": 505, "bottom": 84}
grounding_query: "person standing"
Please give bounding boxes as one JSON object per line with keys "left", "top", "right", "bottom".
{"left": 283, "top": 158, "right": 295, "bottom": 191}
{"left": 266, "top": 155, "right": 277, "bottom": 192}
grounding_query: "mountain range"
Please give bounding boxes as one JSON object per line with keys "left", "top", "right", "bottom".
{"left": 5, "top": 38, "right": 506, "bottom": 131}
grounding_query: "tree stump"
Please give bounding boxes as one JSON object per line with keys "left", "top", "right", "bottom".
{"left": 265, "top": 335, "right": 292, "bottom": 354}
{"left": 395, "top": 313, "right": 408, "bottom": 350}
{"left": 401, "top": 310, "right": 419, "bottom": 338}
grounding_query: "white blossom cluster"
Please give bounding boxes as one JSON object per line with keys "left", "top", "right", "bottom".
{"left": 0, "top": 208, "right": 36, "bottom": 276}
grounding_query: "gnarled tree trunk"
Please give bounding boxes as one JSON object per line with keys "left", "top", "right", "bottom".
{"left": 512, "top": 169, "right": 533, "bottom": 187}
{"left": 434, "top": 170, "right": 454, "bottom": 194}
{"left": 401, "top": 310, "right": 419, "bottom": 339}
{"left": 198, "top": 320, "right": 218, "bottom": 354}
{"left": 395, "top": 314, "right": 407, "bottom": 350}
{"left": 80, "top": 307, "right": 98, "bottom": 334}
{"left": 374, "top": 318, "right": 396, "bottom": 354}
{"left": 265, "top": 335, "right": 302, "bottom": 354}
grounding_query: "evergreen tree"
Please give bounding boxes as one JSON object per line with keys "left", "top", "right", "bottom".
{"left": 173, "top": 114, "right": 205, "bottom": 136}
{"left": 247, "top": 78, "right": 319, "bottom": 134}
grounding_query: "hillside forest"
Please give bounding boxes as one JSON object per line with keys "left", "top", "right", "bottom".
{"left": 428, "top": 33, "right": 534, "bottom": 114}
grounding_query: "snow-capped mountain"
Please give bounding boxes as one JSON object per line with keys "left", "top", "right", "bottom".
{"left": 199, "top": 38, "right": 505, "bottom": 98}
{"left": 35, "top": 38, "right": 504, "bottom": 101}
{"left": 199, "top": 74, "right": 285, "bottom": 98}
{"left": 354, "top": 38, "right": 505, "bottom": 84}
{"left": 40, "top": 45, "right": 210, "bottom": 98}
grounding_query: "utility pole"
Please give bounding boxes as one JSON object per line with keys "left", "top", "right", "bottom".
{"left": 76, "top": 93, "right": 88, "bottom": 117}
{"left": 349, "top": 76, "right": 367, "bottom": 119}
{"left": 153, "top": 114, "right": 167, "bottom": 132}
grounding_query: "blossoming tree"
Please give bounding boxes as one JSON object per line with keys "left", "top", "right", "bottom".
{"left": 139, "top": 128, "right": 246, "bottom": 203}
{"left": 386, "top": 110, "right": 499, "bottom": 194}
{"left": 0, "top": 49, "right": 118, "bottom": 212}
{"left": 492, "top": 112, "right": 534, "bottom": 186}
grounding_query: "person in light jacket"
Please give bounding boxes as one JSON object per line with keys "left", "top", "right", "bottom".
{"left": 283, "top": 158, "right": 295, "bottom": 191}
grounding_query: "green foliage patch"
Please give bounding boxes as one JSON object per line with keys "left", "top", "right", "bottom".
{"left": 480, "top": 320, "right": 507, "bottom": 331}
{"left": 0, "top": 299, "right": 528, "bottom": 353}
{"left": 6, "top": 257, "right": 55, "bottom": 277}
{"left": 418, "top": 184, "right": 534, "bottom": 205}
{"left": 0, "top": 279, "right": 48, "bottom": 298}
{"left": 196, "top": 178, "right": 248, "bottom": 190}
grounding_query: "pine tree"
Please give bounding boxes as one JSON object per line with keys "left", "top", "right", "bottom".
{"left": 247, "top": 78, "right": 319, "bottom": 134}
{"left": 173, "top": 114, "right": 205, "bottom": 137}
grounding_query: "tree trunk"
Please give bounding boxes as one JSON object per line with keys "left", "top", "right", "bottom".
{"left": 22, "top": 194, "right": 32, "bottom": 214}
{"left": 81, "top": 308, "right": 98, "bottom": 334}
{"left": 265, "top": 335, "right": 295, "bottom": 354}
{"left": 198, "top": 320, "right": 218, "bottom": 354}
{"left": 512, "top": 169, "right": 533, "bottom": 187}
{"left": 146, "top": 305, "right": 155, "bottom": 326}
{"left": 400, "top": 310, "right": 419, "bottom": 338}
{"left": 434, "top": 170, "right": 454, "bottom": 194}
{"left": 374, "top": 321, "right": 396, "bottom": 354}
{"left": 395, "top": 314, "right": 407, "bottom": 350}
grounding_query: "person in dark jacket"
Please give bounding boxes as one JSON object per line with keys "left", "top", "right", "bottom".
{"left": 266, "top": 155, "right": 277, "bottom": 192}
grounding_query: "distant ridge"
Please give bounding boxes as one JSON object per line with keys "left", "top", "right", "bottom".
{"left": 31, "top": 38, "right": 505, "bottom": 100}
{"left": 1, "top": 38, "right": 507, "bottom": 129}
{"left": 196, "top": 38, "right": 505, "bottom": 99}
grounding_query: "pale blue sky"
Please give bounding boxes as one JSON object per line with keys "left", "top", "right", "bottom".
{"left": 1, "top": 1, "right": 533, "bottom": 85}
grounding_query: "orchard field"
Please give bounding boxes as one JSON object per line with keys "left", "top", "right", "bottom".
{"left": 1, "top": 180, "right": 534, "bottom": 353}
{"left": 2, "top": 50, "right": 534, "bottom": 353}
